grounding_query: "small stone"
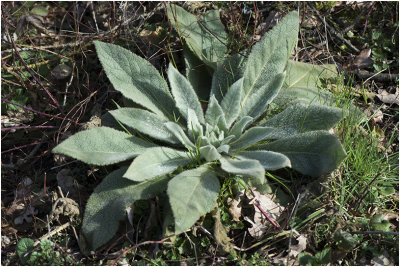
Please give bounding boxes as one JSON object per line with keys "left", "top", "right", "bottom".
{"left": 1, "top": 236, "right": 11, "bottom": 247}
{"left": 52, "top": 64, "right": 72, "bottom": 80}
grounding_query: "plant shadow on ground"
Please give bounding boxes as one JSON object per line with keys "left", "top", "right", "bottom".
{"left": 1, "top": 1, "right": 398, "bottom": 266}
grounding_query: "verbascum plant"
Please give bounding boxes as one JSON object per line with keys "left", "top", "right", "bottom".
{"left": 53, "top": 6, "right": 346, "bottom": 253}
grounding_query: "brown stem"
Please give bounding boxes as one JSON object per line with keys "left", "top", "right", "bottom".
{"left": 362, "top": 2, "right": 375, "bottom": 36}
{"left": 354, "top": 172, "right": 381, "bottom": 213}
{"left": 2, "top": 141, "right": 41, "bottom": 154}
{"left": 2, "top": 125, "right": 57, "bottom": 131}
{"left": 253, "top": 200, "right": 283, "bottom": 231}
{"left": 1, "top": 98, "right": 79, "bottom": 125}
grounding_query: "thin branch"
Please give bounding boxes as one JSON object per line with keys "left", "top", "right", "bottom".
{"left": 2, "top": 125, "right": 57, "bottom": 131}
{"left": 307, "top": 2, "right": 360, "bottom": 54}
{"left": 1, "top": 98, "right": 79, "bottom": 125}
{"left": 253, "top": 200, "right": 283, "bottom": 231}
{"left": 354, "top": 173, "right": 381, "bottom": 213}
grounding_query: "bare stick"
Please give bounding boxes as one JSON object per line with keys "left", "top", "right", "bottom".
{"left": 354, "top": 173, "right": 381, "bottom": 213}
{"left": 307, "top": 2, "right": 360, "bottom": 54}
{"left": 2, "top": 125, "right": 57, "bottom": 131}
{"left": 33, "top": 222, "right": 71, "bottom": 246}
{"left": 253, "top": 200, "right": 283, "bottom": 231}
{"left": 1, "top": 98, "right": 79, "bottom": 125}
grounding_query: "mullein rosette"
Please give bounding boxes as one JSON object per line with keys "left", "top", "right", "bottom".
{"left": 53, "top": 7, "right": 346, "bottom": 253}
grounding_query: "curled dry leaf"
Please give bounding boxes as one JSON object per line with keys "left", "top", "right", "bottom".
{"left": 376, "top": 88, "right": 399, "bottom": 105}
{"left": 365, "top": 103, "right": 384, "bottom": 125}
{"left": 244, "top": 215, "right": 267, "bottom": 239}
{"left": 288, "top": 234, "right": 307, "bottom": 258}
{"left": 80, "top": 116, "right": 101, "bottom": 130}
{"left": 245, "top": 188, "right": 285, "bottom": 239}
{"left": 227, "top": 190, "right": 245, "bottom": 222}
{"left": 353, "top": 48, "right": 374, "bottom": 69}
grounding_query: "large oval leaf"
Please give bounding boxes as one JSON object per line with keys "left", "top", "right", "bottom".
{"left": 272, "top": 60, "right": 338, "bottom": 110}
{"left": 257, "top": 131, "right": 346, "bottom": 177}
{"left": 262, "top": 103, "right": 343, "bottom": 136}
{"left": 109, "top": 108, "right": 178, "bottom": 144}
{"left": 52, "top": 127, "right": 154, "bottom": 165}
{"left": 94, "top": 41, "right": 176, "bottom": 120}
{"left": 81, "top": 167, "right": 169, "bottom": 253}
{"left": 239, "top": 72, "right": 286, "bottom": 119}
{"left": 168, "top": 165, "right": 220, "bottom": 234}
{"left": 241, "top": 11, "right": 299, "bottom": 114}
{"left": 123, "top": 147, "right": 192, "bottom": 182}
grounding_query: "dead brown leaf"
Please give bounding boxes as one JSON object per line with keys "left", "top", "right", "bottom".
{"left": 227, "top": 190, "right": 244, "bottom": 222}
{"left": 245, "top": 188, "right": 284, "bottom": 239}
{"left": 353, "top": 48, "right": 374, "bottom": 69}
{"left": 288, "top": 234, "right": 307, "bottom": 258}
{"left": 376, "top": 88, "right": 399, "bottom": 105}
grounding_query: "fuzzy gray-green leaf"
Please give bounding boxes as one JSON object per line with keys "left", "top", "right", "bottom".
{"left": 205, "top": 95, "right": 225, "bottom": 127}
{"left": 219, "top": 156, "right": 265, "bottom": 184}
{"left": 241, "top": 12, "right": 298, "bottom": 113}
{"left": 239, "top": 72, "right": 286, "bottom": 119}
{"left": 273, "top": 60, "right": 337, "bottom": 109}
{"left": 110, "top": 108, "right": 178, "bottom": 144}
{"left": 237, "top": 151, "right": 291, "bottom": 170}
{"left": 229, "top": 116, "right": 253, "bottom": 139}
{"left": 284, "top": 60, "right": 337, "bottom": 90}
{"left": 187, "top": 108, "right": 203, "bottom": 141}
{"left": 52, "top": 127, "right": 154, "bottom": 165}
{"left": 168, "top": 165, "right": 220, "bottom": 234}
{"left": 82, "top": 167, "right": 169, "bottom": 252}
{"left": 124, "top": 147, "right": 192, "bottom": 182}
{"left": 221, "top": 78, "right": 243, "bottom": 127}
{"left": 168, "top": 63, "right": 205, "bottom": 124}
{"left": 262, "top": 103, "right": 343, "bottom": 136}
{"left": 230, "top": 126, "right": 279, "bottom": 151}
{"left": 167, "top": 4, "right": 227, "bottom": 67}
{"left": 200, "top": 145, "right": 221, "bottom": 162}
{"left": 94, "top": 41, "right": 176, "bottom": 120}
{"left": 164, "top": 122, "right": 195, "bottom": 149}
{"left": 257, "top": 131, "right": 346, "bottom": 177}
